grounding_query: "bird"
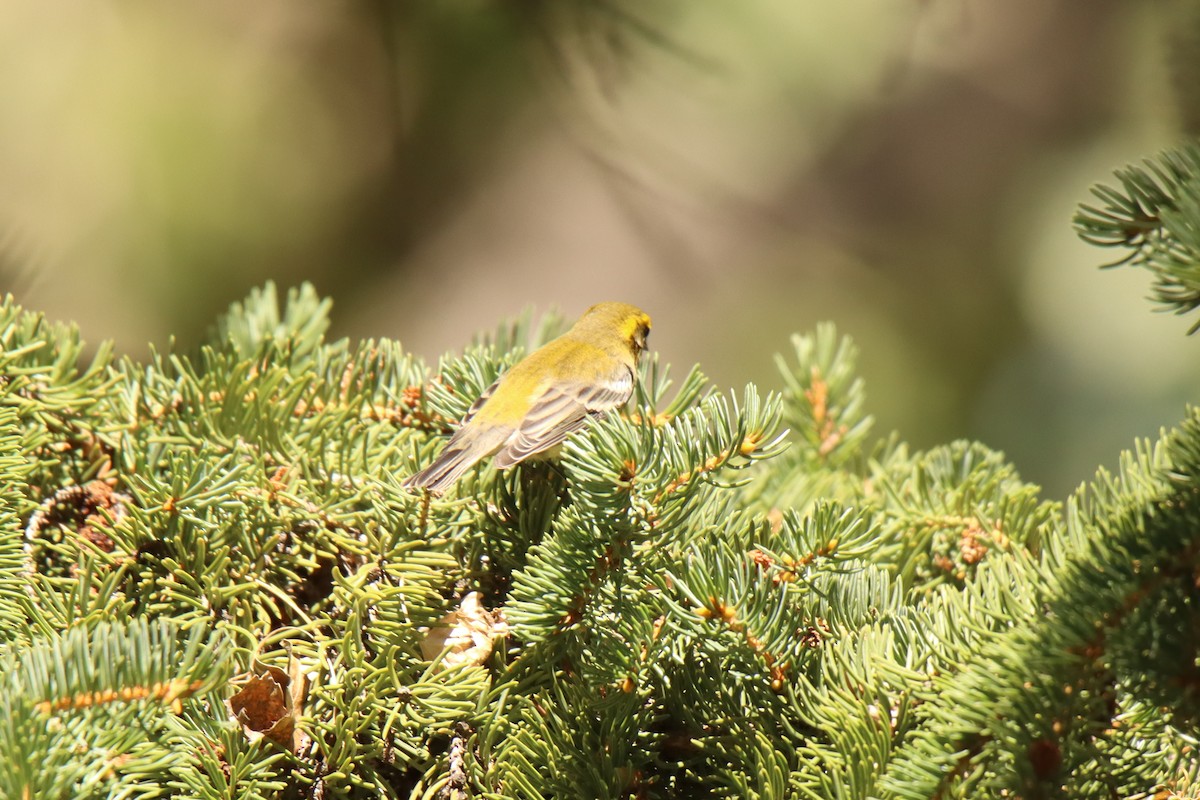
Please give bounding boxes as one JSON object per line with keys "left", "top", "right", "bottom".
{"left": 404, "top": 302, "right": 652, "bottom": 493}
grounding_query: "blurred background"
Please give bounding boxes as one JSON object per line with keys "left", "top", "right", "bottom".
{"left": 0, "top": 0, "right": 1195, "bottom": 498}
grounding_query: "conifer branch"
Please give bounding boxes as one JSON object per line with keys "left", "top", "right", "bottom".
{"left": 1075, "top": 141, "right": 1200, "bottom": 330}
{"left": 1, "top": 268, "right": 1198, "bottom": 797}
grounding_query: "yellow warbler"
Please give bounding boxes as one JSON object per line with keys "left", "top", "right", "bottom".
{"left": 405, "top": 302, "right": 652, "bottom": 493}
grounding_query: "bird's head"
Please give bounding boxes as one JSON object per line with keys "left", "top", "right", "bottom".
{"left": 579, "top": 301, "right": 652, "bottom": 359}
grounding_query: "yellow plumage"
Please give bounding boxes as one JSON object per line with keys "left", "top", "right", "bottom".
{"left": 404, "top": 302, "right": 652, "bottom": 493}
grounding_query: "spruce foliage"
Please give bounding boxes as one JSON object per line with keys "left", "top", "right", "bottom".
{"left": 3, "top": 142, "right": 1200, "bottom": 797}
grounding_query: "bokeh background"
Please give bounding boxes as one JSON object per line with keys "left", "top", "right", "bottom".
{"left": 0, "top": 0, "right": 1195, "bottom": 498}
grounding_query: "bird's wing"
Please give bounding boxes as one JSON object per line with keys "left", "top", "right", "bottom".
{"left": 403, "top": 374, "right": 508, "bottom": 493}
{"left": 492, "top": 366, "right": 634, "bottom": 468}
{"left": 403, "top": 421, "right": 511, "bottom": 493}
{"left": 462, "top": 375, "right": 502, "bottom": 424}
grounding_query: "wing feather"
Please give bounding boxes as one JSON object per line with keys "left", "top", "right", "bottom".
{"left": 403, "top": 423, "right": 511, "bottom": 493}
{"left": 462, "top": 375, "right": 502, "bottom": 424}
{"left": 493, "top": 366, "right": 634, "bottom": 468}
{"left": 406, "top": 372, "right": 507, "bottom": 491}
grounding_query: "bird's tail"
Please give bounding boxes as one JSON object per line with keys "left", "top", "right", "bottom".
{"left": 404, "top": 426, "right": 509, "bottom": 494}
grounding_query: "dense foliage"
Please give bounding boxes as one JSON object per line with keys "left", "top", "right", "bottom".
{"left": 3, "top": 140, "right": 1200, "bottom": 798}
